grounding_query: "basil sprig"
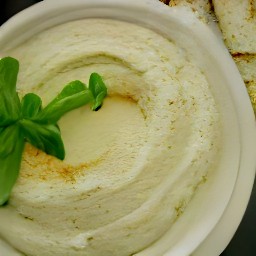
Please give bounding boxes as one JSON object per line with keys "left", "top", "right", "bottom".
{"left": 0, "top": 57, "right": 107, "bottom": 205}
{"left": 0, "top": 57, "right": 21, "bottom": 126}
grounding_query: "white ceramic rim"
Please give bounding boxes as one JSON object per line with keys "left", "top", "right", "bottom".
{"left": 0, "top": 0, "right": 255, "bottom": 255}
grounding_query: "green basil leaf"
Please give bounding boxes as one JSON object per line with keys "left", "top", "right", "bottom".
{"left": 0, "top": 125, "right": 24, "bottom": 206}
{"left": 21, "top": 93, "right": 42, "bottom": 119}
{"left": 35, "top": 81, "right": 93, "bottom": 124}
{"left": 0, "top": 125, "right": 19, "bottom": 157}
{"left": 48, "top": 80, "right": 87, "bottom": 106}
{"left": 89, "top": 73, "right": 107, "bottom": 111}
{"left": 20, "top": 119, "right": 65, "bottom": 160}
{"left": 0, "top": 57, "right": 21, "bottom": 126}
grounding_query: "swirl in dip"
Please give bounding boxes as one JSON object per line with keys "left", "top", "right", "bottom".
{"left": 0, "top": 19, "right": 220, "bottom": 256}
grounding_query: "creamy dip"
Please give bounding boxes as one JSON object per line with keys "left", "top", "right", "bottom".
{"left": 0, "top": 19, "right": 220, "bottom": 256}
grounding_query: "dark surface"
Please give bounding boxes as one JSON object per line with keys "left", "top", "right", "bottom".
{"left": 1, "top": 1, "right": 256, "bottom": 255}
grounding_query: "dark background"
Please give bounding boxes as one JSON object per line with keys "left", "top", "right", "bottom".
{"left": 1, "top": 1, "right": 256, "bottom": 255}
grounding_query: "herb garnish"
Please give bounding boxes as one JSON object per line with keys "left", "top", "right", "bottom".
{"left": 0, "top": 57, "right": 107, "bottom": 205}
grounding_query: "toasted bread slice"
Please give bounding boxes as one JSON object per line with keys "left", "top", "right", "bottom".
{"left": 233, "top": 54, "right": 256, "bottom": 81}
{"left": 233, "top": 54, "right": 256, "bottom": 111}
{"left": 213, "top": 0, "right": 256, "bottom": 111}
{"left": 212, "top": 0, "right": 256, "bottom": 54}
{"left": 168, "top": 0, "right": 213, "bottom": 22}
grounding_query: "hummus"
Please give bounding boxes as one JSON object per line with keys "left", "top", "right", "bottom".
{"left": 0, "top": 19, "right": 220, "bottom": 256}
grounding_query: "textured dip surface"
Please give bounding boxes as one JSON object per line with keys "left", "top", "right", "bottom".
{"left": 0, "top": 19, "right": 220, "bottom": 256}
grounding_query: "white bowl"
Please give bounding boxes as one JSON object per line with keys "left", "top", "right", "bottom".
{"left": 0, "top": 0, "right": 255, "bottom": 255}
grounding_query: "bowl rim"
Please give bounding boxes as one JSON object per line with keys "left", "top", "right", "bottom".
{"left": 0, "top": 0, "right": 255, "bottom": 256}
